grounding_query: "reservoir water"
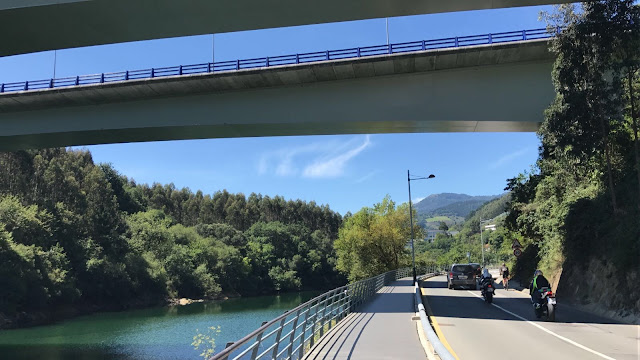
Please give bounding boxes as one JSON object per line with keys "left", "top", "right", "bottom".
{"left": 0, "top": 292, "right": 319, "bottom": 360}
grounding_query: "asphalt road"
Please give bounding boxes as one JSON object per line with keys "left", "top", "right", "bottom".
{"left": 422, "top": 275, "right": 639, "bottom": 360}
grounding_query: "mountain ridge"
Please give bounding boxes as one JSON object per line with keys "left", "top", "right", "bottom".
{"left": 414, "top": 193, "right": 501, "bottom": 216}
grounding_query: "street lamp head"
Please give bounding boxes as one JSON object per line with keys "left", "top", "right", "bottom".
{"left": 408, "top": 173, "right": 436, "bottom": 181}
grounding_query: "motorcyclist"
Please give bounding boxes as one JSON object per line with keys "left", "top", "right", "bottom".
{"left": 529, "top": 269, "right": 550, "bottom": 310}
{"left": 479, "top": 268, "right": 493, "bottom": 289}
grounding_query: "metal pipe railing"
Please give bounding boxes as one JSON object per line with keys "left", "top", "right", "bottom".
{"left": 0, "top": 28, "right": 557, "bottom": 95}
{"left": 210, "top": 266, "right": 435, "bottom": 360}
{"left": 415, "top": 271, "right": 456, "bottom": 360}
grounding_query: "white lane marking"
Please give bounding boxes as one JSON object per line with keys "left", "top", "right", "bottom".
{"left": 467, "top": 291, "right": 616, "bottom": 360}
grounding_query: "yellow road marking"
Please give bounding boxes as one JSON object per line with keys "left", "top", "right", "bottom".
{"left": 421, "top": 287, "right": 460, "bottom": 360}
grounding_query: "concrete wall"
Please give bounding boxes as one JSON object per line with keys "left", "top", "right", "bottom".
{"left": 0, "top": 0, "right": 575, "bottom": 56}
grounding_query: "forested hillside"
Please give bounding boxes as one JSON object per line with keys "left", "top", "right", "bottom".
{"left": 414, "top": 193, "right": 500, "bottom": 228}
{"left": 430, "top": 199, "right": 494, "bottom": 218}
{"left": 414, "top": 194, "right": 513, "bottom": 267}
{"left": 414, "top": 193, "right": 498, "bottom": 214}
{"left": 506, "top": 2, "right": 640, "bottom": 317}
{"left": 0, "top": 149, "right": 344, "bottom": 328}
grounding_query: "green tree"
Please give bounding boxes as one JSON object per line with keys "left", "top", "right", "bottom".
{"left": 334, "top": 196, "right": 416, "bottom": 281}
{"left": 540, "top": 1, "right": 640, "bottom": 212}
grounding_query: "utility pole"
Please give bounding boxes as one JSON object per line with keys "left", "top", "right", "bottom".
{"left": 480, "top": 218, "right": 494, "bottom": 266}
{"left": 53, "top": 50, "right": 57, "bottom": 79}
{"left": 386, "top": 18, "right": 390, "bottom": 45}
{"left": 480, "top": 220, "right": 484, "bottom": 266}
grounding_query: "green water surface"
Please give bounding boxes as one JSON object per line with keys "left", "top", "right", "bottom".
{"left": 0, "top": 292, "right": 318, "bottom": 360}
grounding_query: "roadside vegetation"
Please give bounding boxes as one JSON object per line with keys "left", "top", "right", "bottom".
{"left": 414, "top": 194, "right": 514, "bottom": 268}
{"left": 503, "top": 1, "right": 640, "bottom": 314}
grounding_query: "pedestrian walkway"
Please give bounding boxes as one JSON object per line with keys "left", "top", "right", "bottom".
{"left": 304, "top": 278, "right": 426, "bottom": 360}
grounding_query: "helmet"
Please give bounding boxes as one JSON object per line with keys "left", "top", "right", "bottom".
{"left": 534, "top": 269, "right": 543, "bottom": 277}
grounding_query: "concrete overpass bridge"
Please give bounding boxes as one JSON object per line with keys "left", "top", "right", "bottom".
{"left": 0, "top": 29, "right": 556, "bottom": 151}
{"left": 0, "top": 0, "right": 575, "bottom": 57}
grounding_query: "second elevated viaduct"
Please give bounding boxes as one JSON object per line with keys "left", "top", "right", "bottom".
{"left": 1, "top": 0, "right": 574, "bottom": 57}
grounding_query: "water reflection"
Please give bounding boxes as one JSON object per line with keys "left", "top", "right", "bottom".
{"left": 0, "top": 292, "right": 319, "bottom": 360}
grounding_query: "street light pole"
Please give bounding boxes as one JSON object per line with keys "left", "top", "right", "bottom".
{"left": 479, "top": 218, "right": 491, "bottom": 266}
{"left": 480, "top": 220, "right": 484, "bottom": 266}
{"left": 407, "top": 171, "right": 435, "bottom": 285}
{"left": 408, "top": 170, "right": 416, "bottom": 284}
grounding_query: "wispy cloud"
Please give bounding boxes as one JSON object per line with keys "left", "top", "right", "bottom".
{"left": 258, "top": 143, "right": 322, "bottom": 176}
{"left": 303, "top": 136, "right": 371, "bottom": 178}
{"left": 412, "top": 197, "right": 425, "bottom": 203}
{"left": 258, "top": 135, "right": 372, "bottom": 179}
{"left": 354, "top": 170, "right": 379, "bottom": 184}
{"left": 489, "top": 148, "right": 531, "bottom": 169}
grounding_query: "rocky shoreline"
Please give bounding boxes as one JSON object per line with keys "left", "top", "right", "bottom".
{"left": 168, "top": 298, "right": 206, "bottom": 306}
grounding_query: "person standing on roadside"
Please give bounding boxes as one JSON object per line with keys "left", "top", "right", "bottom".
{"left": 499, "top": 263, "right": 509, "bottom": 290}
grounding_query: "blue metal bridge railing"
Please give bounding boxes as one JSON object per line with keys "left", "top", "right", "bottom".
{"left": 0, "top": 28, "right": 555, "bottom": 94}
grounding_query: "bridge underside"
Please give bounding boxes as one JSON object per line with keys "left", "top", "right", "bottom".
{"left": 0, "top": 41, "right": 555, "bottom": 151}
{"left": 1, "top": 0, "right": 574, "bottom": 57}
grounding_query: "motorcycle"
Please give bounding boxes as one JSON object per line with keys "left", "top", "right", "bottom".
{"left": 480, "top": 277, "right": 495, "bottom": 304}
{"left": 532, "top": 287, "right": 556, "bottom": 321}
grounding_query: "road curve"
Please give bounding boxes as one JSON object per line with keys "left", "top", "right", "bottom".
{"left": 422, "top": 275, "right": 639, "bottom": 360}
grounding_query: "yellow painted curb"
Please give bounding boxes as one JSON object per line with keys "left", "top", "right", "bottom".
{"left": 421, "top": 287, "right": 460, "bottom": 360}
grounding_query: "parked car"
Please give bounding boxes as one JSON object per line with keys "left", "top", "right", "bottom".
{"left": 447, "top": 264, "right": 477, "bottom": 290}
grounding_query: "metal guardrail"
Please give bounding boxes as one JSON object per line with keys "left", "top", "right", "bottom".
{"left": 0, "top": 28, "right": 555, "bottom": 94}
{"left": 415, "top": 276, "right": 456, "bottom": 360}
{"left": 210, "top": 267, "right": 441, "bottom": 360}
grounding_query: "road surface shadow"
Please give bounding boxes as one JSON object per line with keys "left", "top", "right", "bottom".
{"left": 355, "top": 293, "right": 414, "bottom": 314}
{"left": 421, "top": 279, "right": 621, "bottom": 325}
{"left": 348, "top": 279, "right": 415, "bottom": 314}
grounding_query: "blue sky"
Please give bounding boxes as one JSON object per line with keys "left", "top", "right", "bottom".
{"left": 0, "top": 6, "right": 552, "bottom": 215}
